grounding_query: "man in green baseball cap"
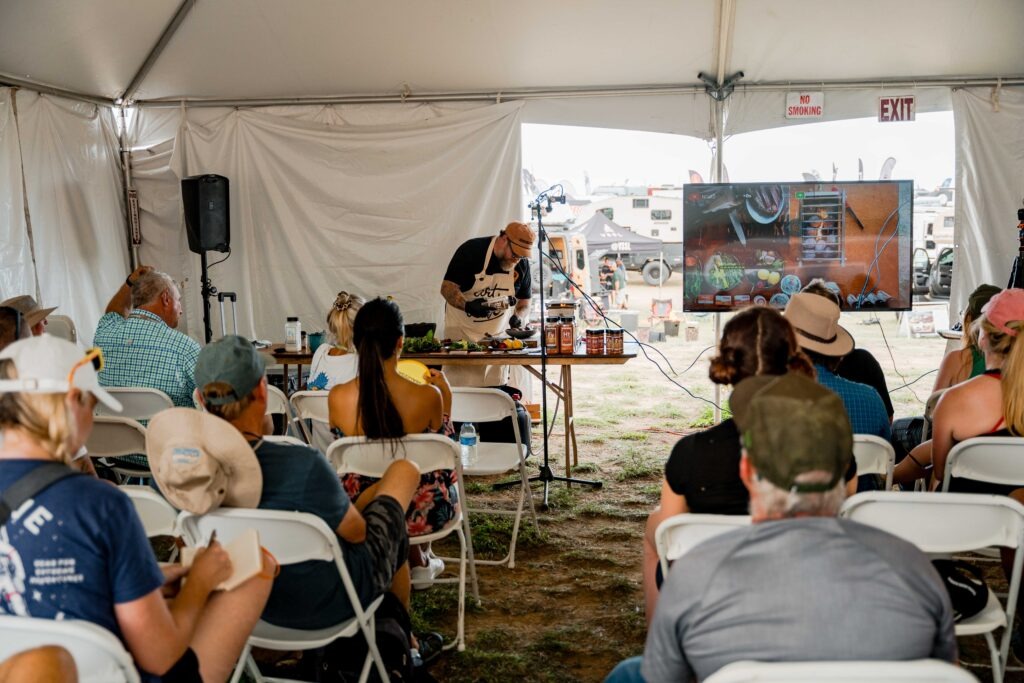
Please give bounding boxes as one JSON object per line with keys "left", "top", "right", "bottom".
{"left": 730, "top": 372, "right": 853, "bottom": 497}
{"left": 624, "top": 371, "right": 956, "bottom": 683}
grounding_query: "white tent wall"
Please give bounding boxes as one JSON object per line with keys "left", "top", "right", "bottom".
{"left": 0, "top": 88, "right": 37, "bottom": 301}
{"left": 0, "top": 88, "right": 127, "bottom": 344}
{"left": 129, "top": 100, "right": 522, "bottom": 341}
{"left": 951, "top": 86, "right": 1024, "bottom": 317}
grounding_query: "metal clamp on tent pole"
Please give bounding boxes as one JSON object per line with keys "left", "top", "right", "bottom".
{"left": 698, "top": 71, "right": 744, "bottom": 102}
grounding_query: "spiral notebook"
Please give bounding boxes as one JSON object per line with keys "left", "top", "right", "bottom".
{"left": 179, "top": 528, "right": 262, "bottom": 592}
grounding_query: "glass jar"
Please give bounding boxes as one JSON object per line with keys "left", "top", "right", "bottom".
{"left": 544, "top": 316, "right": 560, "bottom": 352}
{"left": 585, "top": 328, "right": 605, "bottom": 355}
{"left": 559, "top": 316, "right": 576, "bottom": 355}
{"left": 606, "top": 329, "right": 624, "bottom": 355}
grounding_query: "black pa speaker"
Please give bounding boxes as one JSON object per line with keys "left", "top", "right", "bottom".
{"left": 182, "top": 174, "right": 230, "bottom": 254}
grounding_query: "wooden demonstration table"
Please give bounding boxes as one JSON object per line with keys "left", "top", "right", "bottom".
{"left": 403, "top": 349, "right": 636, "bottom": 478}
{"left": 268, "top": 345, "right": 312, "bottom": 395}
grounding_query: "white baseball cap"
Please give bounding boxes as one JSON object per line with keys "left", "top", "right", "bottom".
{"left": 0, "top": 334, "right": 122, "bottom": 412}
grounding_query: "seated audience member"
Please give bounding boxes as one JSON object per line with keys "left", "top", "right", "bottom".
{"left": 0, "top": 307, "right": 28, "bottom": 351}
{"left": 307, "top": 291, "right": 365, "bottom": 391}
{"left": 934, "top": 283, "right": 1002, "bottom": 391}
{"left": 0, "top": 646, "right": 76, "bottom": 683}
{"left": 891, "top": 283, "right": 1001, "bottom": 459}
{"left": 93, "top": 265, "right": 199, "bottom": 408}
{"left": 608, "top": 374, "right": 957, "bottom": 683}
{"left": 0, "top": 295, "right": 56, "bottom": 337}
{"left": 189, "top": 336, "right": 439, "bottom": 663}
{"left": 800, "top": 280, "right": 894, "bottom": 421}
{"left": 894, "top": 288, "right": 1024, "bottom": 490}
{"left": 642, "top": 306, "right": 849, "bottom": 622}
{"left": 0, "top": 336, "right": 271, "bottom": 683}
{"left": 330, "top": 297, "right": 458, "bottom": 586}
{"left": 784, "top": 292, "right": 891, "bottom": 439}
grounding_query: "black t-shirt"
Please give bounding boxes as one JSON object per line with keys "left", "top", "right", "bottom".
{"left": 836, "top": 348, "right": 894, "bottom": 418}
{"left": 665, "top": 418, "right": 858, "bottom": 514}
{"left": 443, "top": 236, "right": 531, "bottom": 299}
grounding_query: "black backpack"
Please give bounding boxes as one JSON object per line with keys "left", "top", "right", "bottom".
{"left": 320, "top": 592, "right": 434, "bottom": 683}
{"left": 932, "top": 559, "right": 989, "bottom": 622}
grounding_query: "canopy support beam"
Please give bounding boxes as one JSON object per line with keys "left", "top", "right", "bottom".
{"left": 120, "top": 0, "right": 196, "bottom": 104}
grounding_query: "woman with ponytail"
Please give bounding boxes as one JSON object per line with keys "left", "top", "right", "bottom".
{"left": 328, "top": 297, "right": 458, "bottom": 586}
{"left": 894, "top": 288, "right": 1024, "bottom": 490}
{"left": 307, "top": 291, "right": 365, "bottom": 390}
{"left": 640, "top": 306, "right": 857, "bottom": 623}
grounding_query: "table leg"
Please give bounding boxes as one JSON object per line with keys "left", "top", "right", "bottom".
{"left": 562, "top": 366, "right": 571, "bottom": 480}
{"left": 565, "top": 366, "right": 578, "bottom": 468}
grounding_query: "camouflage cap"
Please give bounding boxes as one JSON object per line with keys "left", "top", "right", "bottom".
{"left": 730, "top": 373, "right": 852, "bottom": 493}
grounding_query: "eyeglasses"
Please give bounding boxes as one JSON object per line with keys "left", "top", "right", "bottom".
{"left": 67, "top": 347, "right": 104, "bottom": 386}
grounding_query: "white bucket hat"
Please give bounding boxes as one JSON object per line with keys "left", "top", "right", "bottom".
{"left": 0, "top": 334, "right": 122, "bottom": 412}
{"left": 147, "top": 408, "right": 262, "bottom": 514}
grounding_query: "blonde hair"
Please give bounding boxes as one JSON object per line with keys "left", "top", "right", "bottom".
{"left": 327, "top": 292, "right": 365, "bottom": 352}
{"left": 974, "top": 316, "right": 1024, "bottom": 435}
{"left": 0, "top": 359, "right": 78, "bottom": 463}
{"left": 201, "top": 381, "right": 257, "bottom": 422}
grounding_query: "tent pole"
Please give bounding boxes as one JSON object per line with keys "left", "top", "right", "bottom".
{"left": 117, "top": 106, "right": 139, "bottom": 269}
{"left": 712, "top": 96, "right": 725, "bottom": 425}
{"left": 121, "top": 0, "right": 196, "bottom": 103}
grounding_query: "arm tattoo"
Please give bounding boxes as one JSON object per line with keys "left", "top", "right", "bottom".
{"left": 441, "top": 280, "right": 467, "bottom": 310}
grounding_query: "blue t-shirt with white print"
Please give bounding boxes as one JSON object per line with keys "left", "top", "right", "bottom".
{"left": 0, "top": 460, "right": 164, "bottom": 676}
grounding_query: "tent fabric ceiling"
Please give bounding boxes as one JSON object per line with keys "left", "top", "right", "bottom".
{"left": 0, "top": 0, "right": 1020, "bottom": 107}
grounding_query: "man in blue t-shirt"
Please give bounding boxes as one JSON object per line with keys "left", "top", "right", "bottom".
{"left": 194, "top": 335, "right": 421, "bottom": 629}
{"left": 784, "top": 292, "right": 891, "bottom": 440}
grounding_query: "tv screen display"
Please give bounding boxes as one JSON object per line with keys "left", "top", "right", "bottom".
{"left": 681, "top": 180, "right": 914, "bottom": 312}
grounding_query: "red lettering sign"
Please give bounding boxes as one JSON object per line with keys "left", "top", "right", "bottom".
{"left": 879, "top": 96, "right": 916, "bottom": 122}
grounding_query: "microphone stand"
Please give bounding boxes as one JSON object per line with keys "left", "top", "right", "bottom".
{"left": 495, "top": 189, "right": 601, "bottom": 509}
{"left": 1008, "top": 208, "right": 1024, "bottom": 289}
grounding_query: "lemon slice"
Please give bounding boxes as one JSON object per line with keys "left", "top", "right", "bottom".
{"left": 397, "top": 359, "right": 429, "bottom": 384}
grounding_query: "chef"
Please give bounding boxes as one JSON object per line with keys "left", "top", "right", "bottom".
{"left": 440, "top": 221, "right": 534, "bottom": 387}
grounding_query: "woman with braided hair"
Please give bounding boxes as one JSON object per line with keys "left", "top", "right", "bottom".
{"left": 307, "top": 291, "right": 365, "bottom": 391}
{"left": 640, "top": 306, "right": 861, "bottom": 623}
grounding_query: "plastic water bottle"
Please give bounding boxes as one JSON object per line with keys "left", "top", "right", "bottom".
{"left": 459, "top": 422, "right": 478, "bottom": 468}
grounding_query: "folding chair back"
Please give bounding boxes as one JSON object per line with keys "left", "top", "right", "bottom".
{"left": 840, "top": 491, "right": 1024, "bottom": 682}
{"left": 95, "top": 387, "right": 173, "bottom": 420}
{"left": 263, "top": 434, "right": 307, "bottom": 446}
{"left": 704, "top": 658, "right": 978, "bottom": 683}
{"left": 87, "top": 416, "right": 147, "bottom": 457}
{"left": 449, "top": 387, "right": 537, "bottom": 568}
{"left": 121, "top": 485, "right": 178, "bottom": 537}
{"left": 178, "top": 508, "right": 389, "bottom": 682}
{"left": 326, "top": 433, "right": 475, "bottom": 650}
{"left": 654, "top": 514, "right": 750, "bottom": 578}
{"left": 328, "top": 433, "right": 460, "bottom": 478}
{"left": 941, "top": 436, "right": 1024, "bottom": 492}
{"left": 289, "top": 390, "right": 331, "bottom": 448}
{"left": 266, "top": 384, "right": 289, "bottom": 417}
{"left": 0, "top": 615, "right": 140, "bottom": 683}
{"left": 46, "top": 314, "right": 78, "bottom": 343}
{"left": 852, "top": 434, "right": 895, "bottom": 489}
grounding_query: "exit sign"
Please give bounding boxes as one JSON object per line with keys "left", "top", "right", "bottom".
{"left": 878, "top": 95, "right": 916, "bottom": 122}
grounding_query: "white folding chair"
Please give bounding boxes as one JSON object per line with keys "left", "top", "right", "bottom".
{"left": 289, "top": 390, "right": 332, "bottom": 451}
{"left": 941, "top": 437, "right": 1024, "bottom": 492}
{"left": 121, "top": 485, "right": 178, "bottom": 537}
{"left": 853, "top": 434, "right": 895, "bottom": 489}
{"left": 95, "top": 387, "right": 174, "bottom": 420}
{"left": 704, "top": 658, "right": 978, "bottom": 683}
{"left": 86, "top": 416, "right": 152, "bottom": 480}
{"left": 840, "top": 492, "right": 1024, "bottom": 682}
{"left": 266, "top": 384, "right": 289, "bottom": 418}
{"left": 263, "top": 434, "right": 307, "bottom": 446}
{"left": 0, "top": 615, "right": 139, "bottom": 683}
{"left": 178, "top": 508, "right": 389, "bottom": 683}
{"left": 450, "top": 387, "right": 538, "bottom": 568}
{"left": 45, "top": 314, "right": 77, "bottom": 343}
{"left": 327, "top": 433, "right": 477, "bottom": 651}
{"left": 654, "top": 513, "right": 751, "bottom": 578}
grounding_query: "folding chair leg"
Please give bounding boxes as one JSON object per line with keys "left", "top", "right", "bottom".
{"left": 228, "top": 643, "right": 250, "bottom": 683}
{"left": 461, "top": 508, "right": 479, "bottom": 601}
{"left": 361, "top": 613, "right": 390, "bottom": 683}
{"left": 986, "top": 631, "right": 1003, "bottom": 683}
{"left": 442, "top": 528, "right": 468, "bottom": 652}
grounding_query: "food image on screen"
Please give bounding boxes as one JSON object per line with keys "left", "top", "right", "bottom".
{"left": 682, "top": 181, "right": 913, "bottom": 312}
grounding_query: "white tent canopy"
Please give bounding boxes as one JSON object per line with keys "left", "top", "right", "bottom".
{"left": 0, "top": 0, "right": 1022, "bottom": 342}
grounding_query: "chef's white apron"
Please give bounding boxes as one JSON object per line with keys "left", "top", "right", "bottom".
{"left": 444, "top": 236, "right": 515, "bottom": 387}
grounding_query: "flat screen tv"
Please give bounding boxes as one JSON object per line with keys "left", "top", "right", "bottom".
{"left": 681, "top": 180, "right": 914, "bottom": 312}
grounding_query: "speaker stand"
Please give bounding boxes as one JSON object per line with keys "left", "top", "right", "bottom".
{"left": 200, "top": 250, "right": 214, "bottom": 344}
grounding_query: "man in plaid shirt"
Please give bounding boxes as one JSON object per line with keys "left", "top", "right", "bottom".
{"left": 93, "top": 266, "right": 200, "bottom": 408}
